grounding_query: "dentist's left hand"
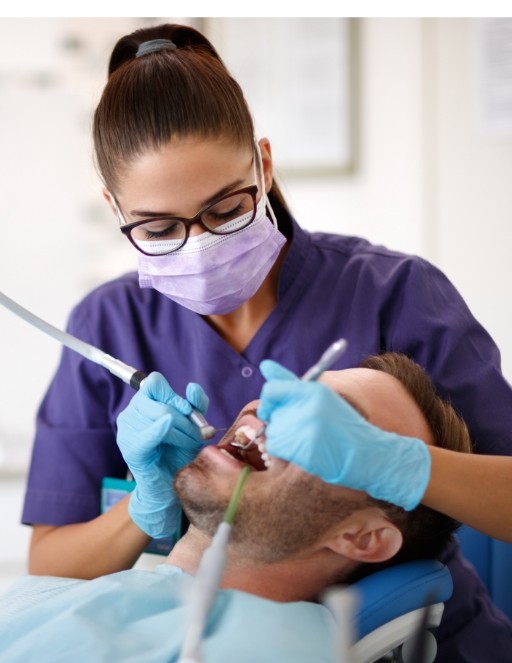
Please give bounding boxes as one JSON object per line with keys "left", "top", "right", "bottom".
{"left": 257, "top": 360, "right": 430, "bottom": 511}
{"left": 116, "top": 372, "right": 209, "bottom": 539}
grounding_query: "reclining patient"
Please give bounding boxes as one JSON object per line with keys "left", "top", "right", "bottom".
{"left": 0, "top": 353, "right": 471, "bottom": 662}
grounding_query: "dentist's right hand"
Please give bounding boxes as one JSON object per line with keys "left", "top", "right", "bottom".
{"left": 116, "top": 372, "right": 209, "bottom": 539}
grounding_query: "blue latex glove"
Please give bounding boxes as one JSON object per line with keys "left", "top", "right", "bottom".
{"left": 116, "top": 372, "right": 209, "bottom": 538}
{"left": 257, "top": 360, "right": 431, "bottom": 511}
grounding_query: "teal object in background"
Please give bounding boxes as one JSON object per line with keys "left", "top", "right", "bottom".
{"left": 101, "top": 477, "right": 177, "bottom": 555}
{"left": 101, "top": 477, "right": 136, "bottom": 509}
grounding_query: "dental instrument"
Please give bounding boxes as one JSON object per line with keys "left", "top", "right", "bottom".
{"left": 179, "top": 464, "right": 252, "bottom": 663}
{"left": 0, "top": 290, "right": 218, "bottom": 440}
{"left": 231, "top": 337, "right": 348, "bottom": 451}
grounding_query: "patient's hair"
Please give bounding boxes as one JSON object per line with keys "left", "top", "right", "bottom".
{"left": 345, "top": 352, "right": 473, "bottom": 582}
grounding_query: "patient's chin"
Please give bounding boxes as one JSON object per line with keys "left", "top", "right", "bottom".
{"left": 174, "top": 460, "right": 207, "bottom": 504}
{"left": 174, "top": 463, "right": 228, "bottom": 536}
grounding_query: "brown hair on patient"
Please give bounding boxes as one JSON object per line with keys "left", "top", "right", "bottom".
{"left": 337, "top": 352, "right": 473, "bottom": 583}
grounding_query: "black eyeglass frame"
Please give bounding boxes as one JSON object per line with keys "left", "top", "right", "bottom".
{"left": 116, "top": 184, "right": 259, "bottom": 257}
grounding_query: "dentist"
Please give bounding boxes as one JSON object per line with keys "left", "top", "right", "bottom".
{"left": 22, "top": 22, "right": 512, "bottom": 662}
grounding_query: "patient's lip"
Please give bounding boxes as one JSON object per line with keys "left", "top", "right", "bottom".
{"left": 217, "top": 413, "right": 267, "bottom": 471}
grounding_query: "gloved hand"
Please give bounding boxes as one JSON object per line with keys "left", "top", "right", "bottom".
{"left": 116, "top": 372, "right": 209, "bottom": 538}
{"left": 257, "top": 360, "right": 431, "bottom": 511}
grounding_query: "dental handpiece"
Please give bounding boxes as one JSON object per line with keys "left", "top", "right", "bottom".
{"left": 0, "top": 290, "right": 217, "bottom": 440}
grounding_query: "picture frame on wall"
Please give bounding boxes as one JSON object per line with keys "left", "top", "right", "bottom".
{"left": 200, "top": 17, "right": 358, "bottom": 177}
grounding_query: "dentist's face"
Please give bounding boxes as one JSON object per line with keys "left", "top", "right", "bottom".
{"left": 107, "top": 136, "right": 273, "bottom": 241}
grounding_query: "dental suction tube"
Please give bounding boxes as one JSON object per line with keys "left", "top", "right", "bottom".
{"left": 178, "top": 465, "right": 252, "bottom": 663}
{"left": 0, "top": 290, "right": 216, "bottom": 439}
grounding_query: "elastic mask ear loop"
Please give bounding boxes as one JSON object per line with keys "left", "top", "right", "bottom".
{"left": 254, "top": 139, "right": 278, "bottom": 229}
{"left": 108, "top": 192, "right": 127, "bottom": 227}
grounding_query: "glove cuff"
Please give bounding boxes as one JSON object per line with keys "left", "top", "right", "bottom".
{"left": 129, "top": 487, "right": 181, "bottom": 539}
{"left": 366, "top": 437, "right": 432, "bottom": 511}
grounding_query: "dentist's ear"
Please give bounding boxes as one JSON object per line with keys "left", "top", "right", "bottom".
{"left": 102, "top": 188, "right": 118, "bottom": 216}
{"left": 257, "top": 137, "right": 274, "bottom": 193}
{"left": 325, "top": 508, "right": 403, "bottom": 563}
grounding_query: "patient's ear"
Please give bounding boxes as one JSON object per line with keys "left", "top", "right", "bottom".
{"left": 325, "top": 508, "right": 403, "bottom": 563}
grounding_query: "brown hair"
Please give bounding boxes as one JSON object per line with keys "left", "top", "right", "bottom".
{"left": 346, "top": 352, "right": 473, "bottom": 581}
{"left": 92, "top": 23, "right": 287, "bottom": 212}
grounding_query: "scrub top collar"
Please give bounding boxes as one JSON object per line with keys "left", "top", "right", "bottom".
{"left": 272, "top": 198, "right": 312, "bottom": 304}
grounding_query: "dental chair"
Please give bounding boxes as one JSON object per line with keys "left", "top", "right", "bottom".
{"left": 345, "top": 526, "right": 512, "bottom": 662}
{"left": 330, "top": 559, "right": 452, "bottom": 663}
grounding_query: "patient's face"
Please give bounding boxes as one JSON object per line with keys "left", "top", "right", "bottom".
{"left": 174, "top": 367, "right": 433, "bottom": 563}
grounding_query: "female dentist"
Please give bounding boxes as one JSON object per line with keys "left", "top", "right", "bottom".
{"left": 22, "top": 23, "right": 512, "bottom": 662}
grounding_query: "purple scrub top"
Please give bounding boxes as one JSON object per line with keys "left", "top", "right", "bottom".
{"left": 22, "top": 205, "right": 512, "bottom": 661}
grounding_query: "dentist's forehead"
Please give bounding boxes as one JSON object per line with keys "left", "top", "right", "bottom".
{"left": 320, "top": 368, "right": 434, "bottom": 445}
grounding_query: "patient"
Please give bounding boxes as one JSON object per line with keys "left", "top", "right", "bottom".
{"left": 0, "top": 353, "right": 471, "bottom": 662}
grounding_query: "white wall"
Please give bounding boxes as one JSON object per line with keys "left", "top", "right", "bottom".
{"left": 0, "top": 16, "right": 511, "bottom": 582}
{"left": 430, "top": 19, "right": 512, "bottom": 377}
{"left": 285, "top": 18, "right": 426, "bottom": 254}
{"left": 287, "top": 18, "right": 512, "bottom": 378}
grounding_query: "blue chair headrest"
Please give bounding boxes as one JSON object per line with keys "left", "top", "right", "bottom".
{"left": 352, "top": 559, "right": 453, "bottom": 639}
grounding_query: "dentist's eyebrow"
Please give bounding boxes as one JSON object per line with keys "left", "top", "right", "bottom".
{"left": 129, "top": 179, "right": 246, "bottom": 218}
{"left": 129, "top": 167, "right": 254, "bottom": 219}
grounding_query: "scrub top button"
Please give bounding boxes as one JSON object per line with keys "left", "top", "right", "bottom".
{"left": 241, "top": 366, "right": 253, "bottom": 378}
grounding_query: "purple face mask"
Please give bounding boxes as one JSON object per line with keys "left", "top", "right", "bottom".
{"left": 137, "top": 196, "right": 286, "bottom": 315}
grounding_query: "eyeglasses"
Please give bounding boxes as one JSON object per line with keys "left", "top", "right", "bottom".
{"left": 115, "top": 184, "right": 259, "bottom": 256}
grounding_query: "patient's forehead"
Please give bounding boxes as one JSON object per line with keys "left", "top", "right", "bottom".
{"left": 320, "top": 368, "right": 434, "bottom": 445}
{"left": 235, "top": 368, "right": 433, "bottom": 445}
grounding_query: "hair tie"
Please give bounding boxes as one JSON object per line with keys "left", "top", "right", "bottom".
{"left": 136, "top": 38, "right": 177, "bottom": 58}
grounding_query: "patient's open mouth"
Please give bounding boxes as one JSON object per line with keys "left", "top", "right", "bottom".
{"left": 217, "top": 418, "right": 269, "bottom": 472}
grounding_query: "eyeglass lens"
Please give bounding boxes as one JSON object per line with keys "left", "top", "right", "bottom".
{"left": 129, "top": 190, "right": 256, "bottom": 256}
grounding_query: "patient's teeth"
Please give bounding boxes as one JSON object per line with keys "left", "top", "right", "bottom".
{"left": 235, "top": 425, "right": 257, "bottom": 441}
{"left": 261, "top": 452, "right": 271, "bottom": 469}
{"left": 228, "top": 422, "right": 271, "bottom": 471}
